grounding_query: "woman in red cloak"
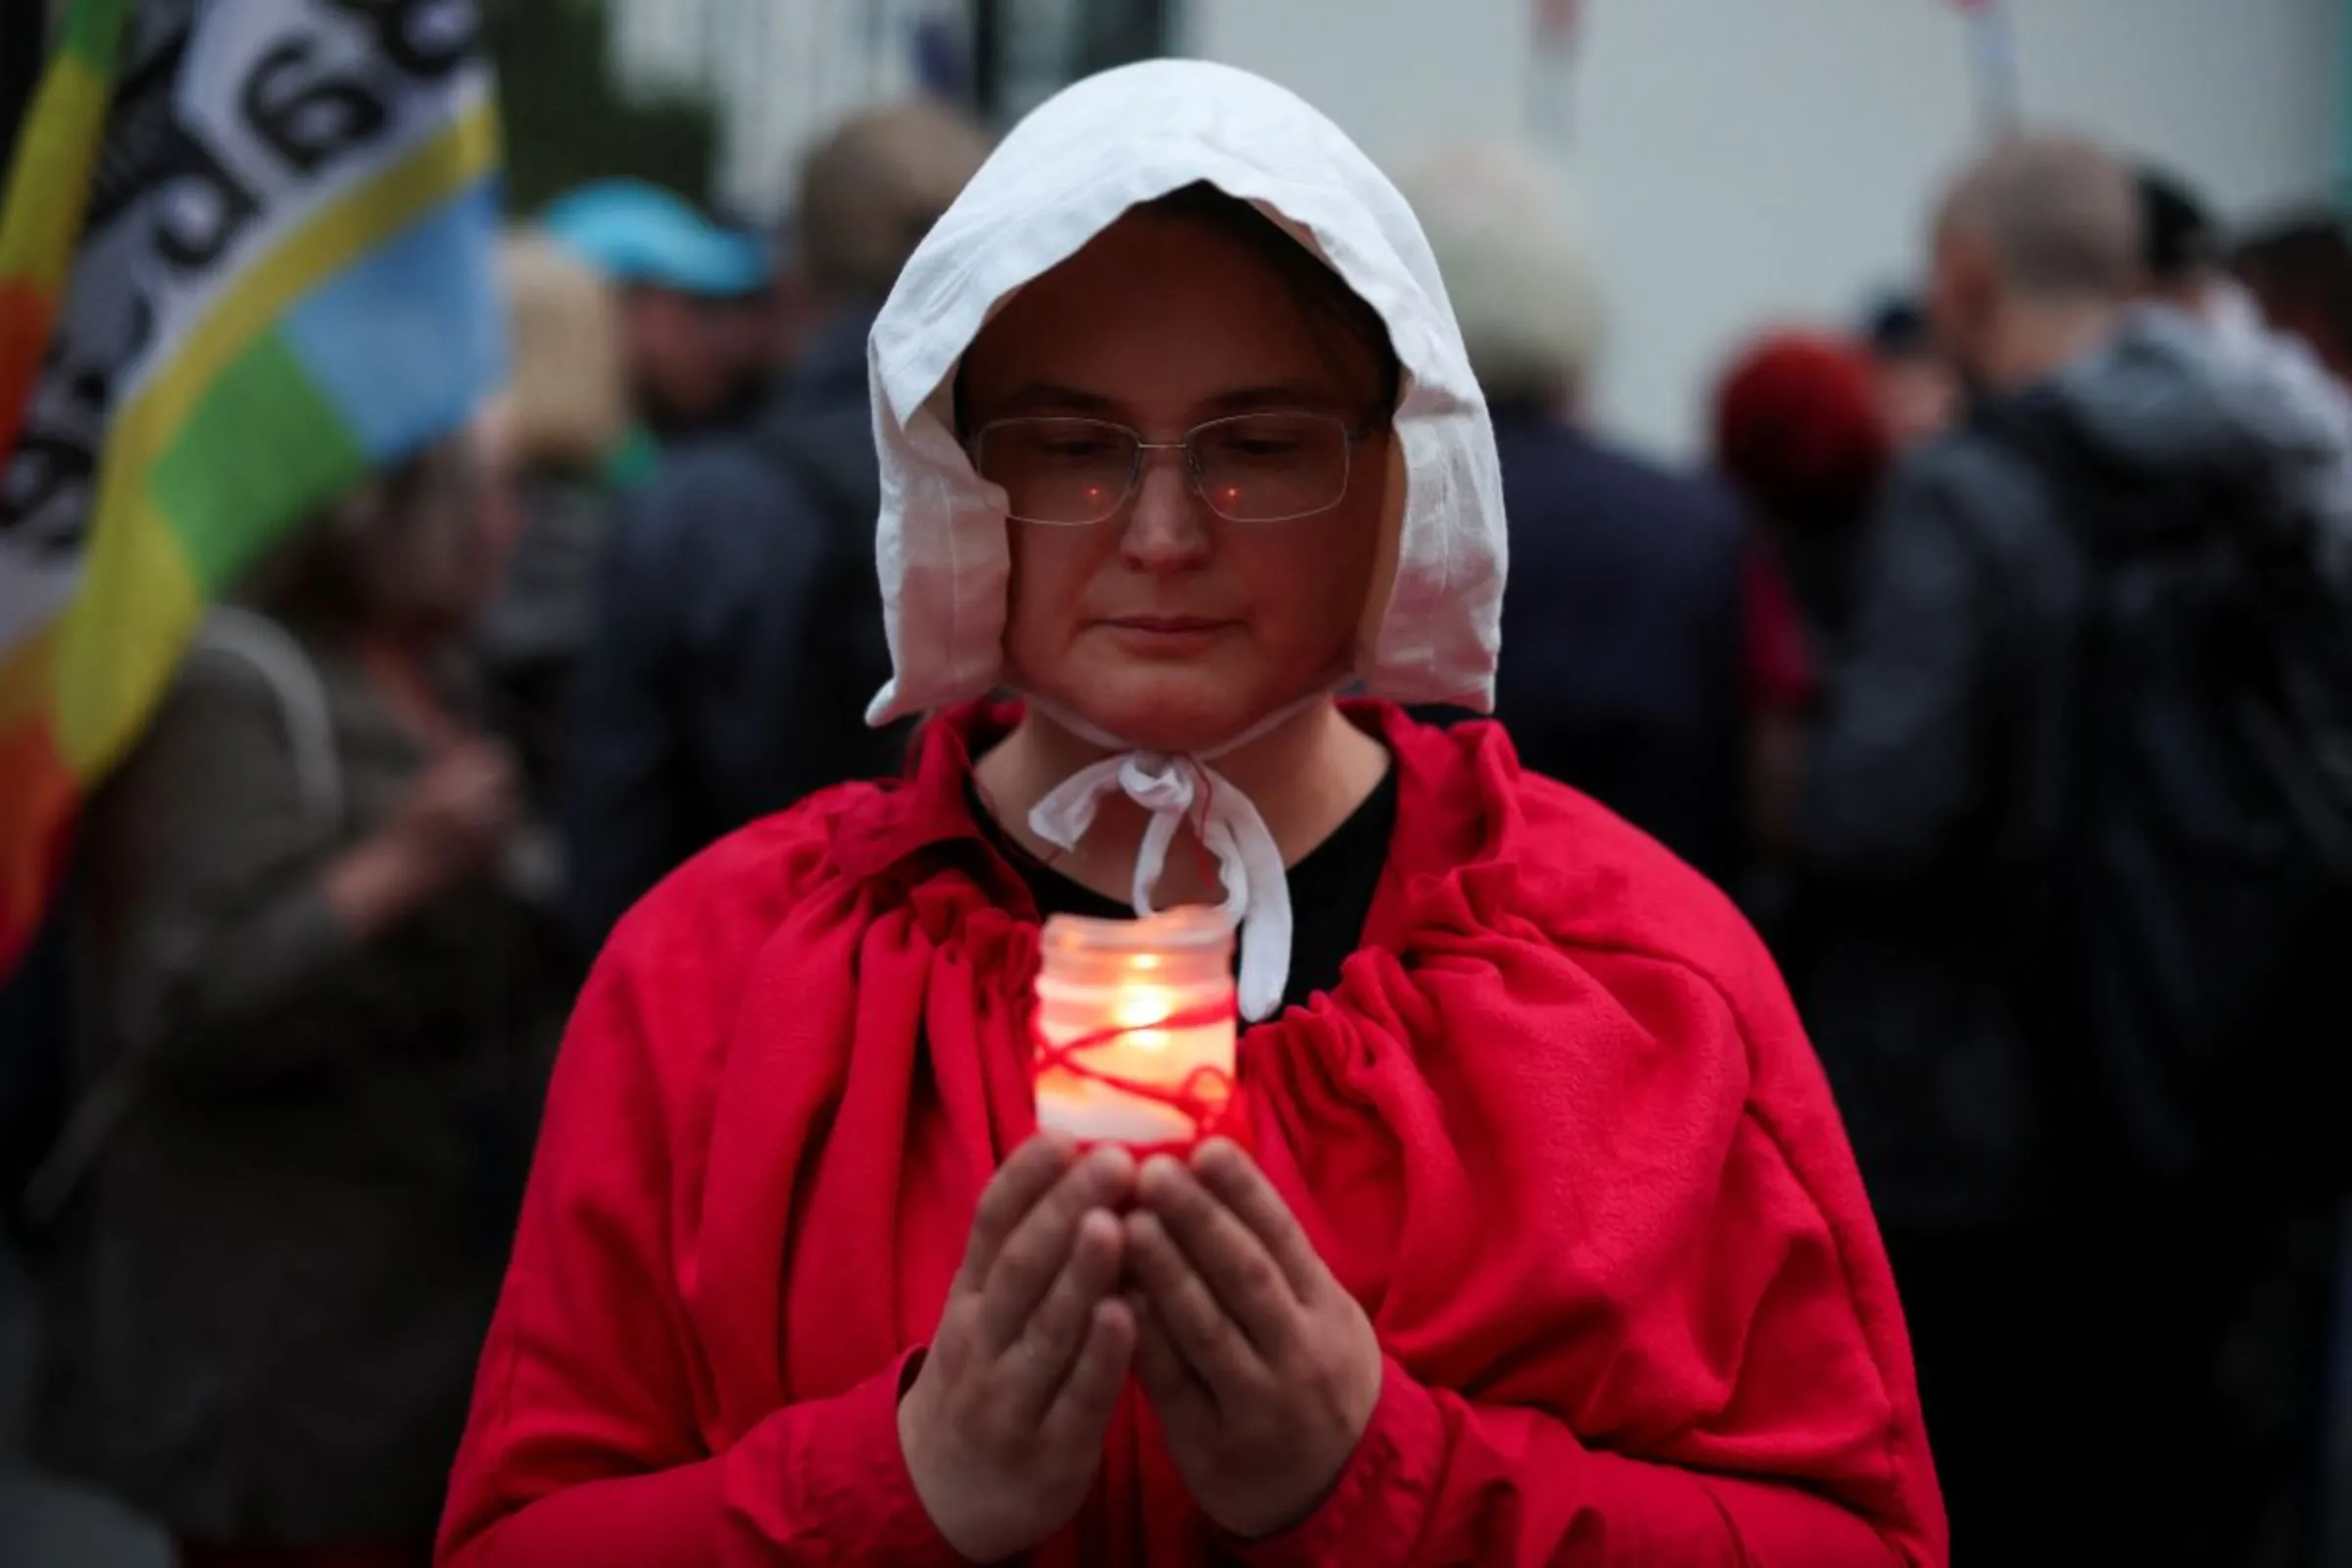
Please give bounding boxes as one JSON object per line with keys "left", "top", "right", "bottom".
{"left": 436, "top": 60, "right": 1946, "bottom": 1567}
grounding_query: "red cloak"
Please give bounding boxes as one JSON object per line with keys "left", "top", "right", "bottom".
{"left": 437, "top": 703, "right": 1946, "bottom": 1565}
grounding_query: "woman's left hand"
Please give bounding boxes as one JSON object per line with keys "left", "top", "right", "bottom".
{"left": 1123, "top": 1138, "right": 1384, "bottom": 1541}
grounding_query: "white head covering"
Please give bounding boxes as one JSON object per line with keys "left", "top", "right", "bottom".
{"left": 863, "top": 59, "right": 1508, "bottom": 1018}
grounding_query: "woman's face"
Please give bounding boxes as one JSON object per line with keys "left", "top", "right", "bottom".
{"left": 959, "top": 210, "right": 1392, "bottom": 754}
{"left": 362, "top": 437, "right": 503, "bottom": 635}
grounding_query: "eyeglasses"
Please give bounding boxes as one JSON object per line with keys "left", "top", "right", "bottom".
{"left": 970, "top": 412, "right": 1372, "bottom": 527}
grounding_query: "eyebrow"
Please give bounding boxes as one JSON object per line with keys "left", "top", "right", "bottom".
{"left": 982, "top": 378, "right": 1350, "bottom": 422}
{"left": 1195, "top": 381, "right": 1350, "bottom": 417}
{"left": 986, "top": 382, "right": 1125, "bottom": 417}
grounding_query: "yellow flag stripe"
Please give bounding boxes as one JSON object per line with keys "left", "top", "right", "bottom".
{"left": 20, "top": 98, "right": 500, "bottom": 775}
{"left": 0, "top": 57, "right": 112, "bottom": 294}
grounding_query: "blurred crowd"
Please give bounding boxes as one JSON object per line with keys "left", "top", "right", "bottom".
{"left": 6, "top": 70, "right": 2352, "bottom": 1568}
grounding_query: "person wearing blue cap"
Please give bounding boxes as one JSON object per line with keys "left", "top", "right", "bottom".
{"left": 561, "top": 103, "right": 991, "bottom": 953}
{"left": 539, "top": 179, "right": 773, "bottom": 439}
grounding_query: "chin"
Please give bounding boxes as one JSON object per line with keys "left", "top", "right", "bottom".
{"left": 1038, "top": 664, "right": 1273, "bottom": 755}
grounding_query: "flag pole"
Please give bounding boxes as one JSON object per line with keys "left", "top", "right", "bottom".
{"left": 1526, "top": 0, "right": 1582, "bottom": 151}
{"left": 1961, "top": 0, "right": 2023, "bottom": 138}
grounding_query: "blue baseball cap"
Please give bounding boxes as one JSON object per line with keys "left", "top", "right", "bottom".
{"left": 538, "top": 180, "right": 771, "bottom": 299}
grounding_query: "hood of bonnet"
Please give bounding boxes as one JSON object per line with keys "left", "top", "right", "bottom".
{"left": 862, "top": 58, "right": 1508, "bottom": 728}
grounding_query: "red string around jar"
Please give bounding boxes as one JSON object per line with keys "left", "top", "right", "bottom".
{"left": 1032, "top": 999, "right": 1240, "bottom": 1157}
{"left": 1031, "top": 908, "right": 1240, "bottom": 1156}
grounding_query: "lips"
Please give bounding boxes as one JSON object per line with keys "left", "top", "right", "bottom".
{"left": 1108, "top": 615, "right": 1232, "bottom": 634}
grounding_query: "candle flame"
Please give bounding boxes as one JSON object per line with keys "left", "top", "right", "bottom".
{"left": 1112, "top": 985, "right": 1177, "bottom": 1031}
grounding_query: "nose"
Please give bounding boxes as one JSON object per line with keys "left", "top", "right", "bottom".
{"left": 1119, "top": 446, "right": 1212, "bottom": 571}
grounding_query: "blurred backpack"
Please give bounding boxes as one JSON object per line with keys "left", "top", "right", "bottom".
{"left": 1986, "top": 403, "right": 2352, "bottom": 1201}
{"left": 2, "top": 609, "right": 342, "bottom": 1243}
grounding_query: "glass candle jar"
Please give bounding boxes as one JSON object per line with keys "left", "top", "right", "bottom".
{"left": 1033, "top": 906, "right": 1239, "bottom": 1151}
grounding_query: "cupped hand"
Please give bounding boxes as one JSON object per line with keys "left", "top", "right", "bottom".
{"left": 1123, "top": 1137, "right": 1384, "bottom": 1541}
{"left": 386, "top": 738, "right": 520, "bottom": 886}
{"left": 899, "top": 1135, "right": 1139, "bottom": 1561}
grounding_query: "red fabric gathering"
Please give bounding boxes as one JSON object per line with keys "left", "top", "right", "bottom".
{"left": 436, "top": 701, "right": 1946, "bottom": 1566}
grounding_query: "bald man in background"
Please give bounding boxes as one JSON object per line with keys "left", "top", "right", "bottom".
{"left": 1795, "top": 135, "right": 2346, "bottom": 1565}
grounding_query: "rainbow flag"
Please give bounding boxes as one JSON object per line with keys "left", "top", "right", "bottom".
{"left": 0, "top": 0, "right": 505, "bottom": 975}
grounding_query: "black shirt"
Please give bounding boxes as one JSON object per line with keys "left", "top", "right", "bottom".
{"left": 977, "top": 766, "right": 1400, "bottom": 1013}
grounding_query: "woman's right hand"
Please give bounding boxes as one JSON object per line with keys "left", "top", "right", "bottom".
{"left": 899, "top": 1134, "right": 1139, "bottom": 1561}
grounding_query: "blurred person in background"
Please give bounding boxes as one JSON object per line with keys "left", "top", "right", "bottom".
{"left": 710, "top": 211, "right": 815, "bottom": 420}
{"left": 1800, "top": 133, "right": 2352, "bottom": 1566}
{"left": 538, "top": 179, "right": 771, "bottom": 445}
{"left": 1710, "top": 330, "right": 1891, "bottom": 887}
{"left": 2140, "top": 168, "right": 2352, "bottom": 560}
{"left": 562, "top": 101, "right": 990, "bottom": 949}
{"left": 2234, "top": 214, "right": 2352, "bottom": 388}
{"left": 474, "top": 233, "right": 641, "bottom": 828}
{"left": 2143, "top": 173, "right": 2352, "bottom": 1566}
{"left": 1712, "top": 331, "right": 1892, "bottom": 662}
{"left": 1397, "top": 144, "right": 1747, "bottom": 884}
{"left": 26, "top": 437, "right": 559, "bottom": 1568}
{"left": 2139, "top": 165, "right": 2230, "bottom": 315}
{"left": 1860, "top": 294, "right": 1960, "bottom": 451}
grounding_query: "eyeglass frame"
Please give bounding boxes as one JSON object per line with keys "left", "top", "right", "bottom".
{"left": 965, "top": 409, "right": 1389, "bottom": 528}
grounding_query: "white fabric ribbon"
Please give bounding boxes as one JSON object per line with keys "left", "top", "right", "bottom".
{"left": 1020, "top": 684, "right": 1347, "bottom": 1022}
{"left": 1028, "top": 750, "right": 1294, "bottom": 1021}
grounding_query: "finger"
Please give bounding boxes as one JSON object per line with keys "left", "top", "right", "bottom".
{"left": 1040, "top": 1297, "right": 1136, "bottom": 1452}
{"left": 458, "top": 767, "right": 515, "bottom": 816}
{"left": 1139, "top": 1154, "right": 1301, "bottom": 1357}
{"left": 475, "top": 756, "right": 524, "bottom": 803}
{"left": 1126, "top": 1288, "right": 1216, "bottom": 1432}
{"left": 1191, "top": 1138, "right": 1329, "bottom": 1301}
{"left": 445, "top": 740, "right": 508, "bottom": 777}
{"left": 976, "top": 1145, "right": 1136, "bottom": 1349}
{"left": 957, "top": 1134, "right": 1077, "bottom": 1292}
{"left": 1004, "top": 1207, "right": 1124, "bottom": 1423}
{"left": 478, "top": 774, "right": 524, "bottom": 824}
{"left": 1124, "top": 1208, "right": 1264, "bottom": 1394}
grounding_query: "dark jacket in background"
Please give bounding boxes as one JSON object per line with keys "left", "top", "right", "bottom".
{"left": 1800, "top": 309, "right": 2352, "bottom": 1568}
{"left": 563, "top": 307, "right": 904, "bottom": 949}
{"left": 1487, "top": 406, "right": 1746, "bottom": 881}
{"left": 1796, "top": 309, "right": 2352, "bottom": 1228}
{"left": 477, "top": 471, "right": 619, "bottom": 806}
{"left": 32, "top": 620, "right": 549, "bottom": 1544}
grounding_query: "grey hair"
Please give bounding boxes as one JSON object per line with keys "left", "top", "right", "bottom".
{"left": 1394, "top": 144, "right": 1604, "bottom": 406}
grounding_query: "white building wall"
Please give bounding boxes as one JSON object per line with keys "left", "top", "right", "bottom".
{"left": 1185, "top": 0, "right": 2339, "bottom": 456}
{"left": 605, "top": 0, "right": 942, "bottom": 219}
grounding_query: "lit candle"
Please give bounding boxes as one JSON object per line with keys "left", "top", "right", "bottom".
{"left": 1033, "top": 907, "right": 1239, "bottom": 1152}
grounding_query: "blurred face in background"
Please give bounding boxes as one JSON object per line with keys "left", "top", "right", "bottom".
{"left": 497, "top": 232, "right": 631, "bottom": 475}
{"left": 470, "top": 399, "right": 531, "bottom": 566}
{"left": 710, "top": 276, "right": 812, "bottom": 419}
{"left": 1871, "top": 349, "right": 1959, "bottom": 450}
{"left": 1926, "top": 220, "right": 2000, "bottom": 392}
{"left": 620, "top": 284, "right": 739, "bottom": 433}
{"left": 959, "top": 203, "right": 1394, "bottom": 755}
{"left": 352, "top": 435, "right": 505, "bottom": 639}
